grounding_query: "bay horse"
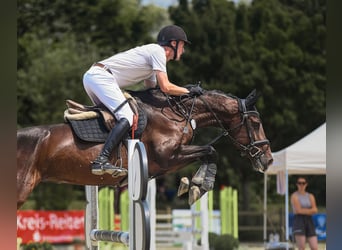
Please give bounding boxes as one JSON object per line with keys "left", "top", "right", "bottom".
{"left": 17, "top": 87, "right": 273, "bottom": 209}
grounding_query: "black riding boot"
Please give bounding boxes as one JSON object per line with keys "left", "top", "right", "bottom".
{"left": 92, "top": 118, "right": 130, "bottom": 176}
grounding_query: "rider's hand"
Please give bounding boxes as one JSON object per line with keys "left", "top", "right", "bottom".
{"left": 187, "top": 85, "right": 203, "bottom": 97}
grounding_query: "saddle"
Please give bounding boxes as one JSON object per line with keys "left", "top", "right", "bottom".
{"left": 64, "top": 93, "right": 147, "bottom": 142}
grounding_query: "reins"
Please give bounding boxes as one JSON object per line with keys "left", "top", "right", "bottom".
{"left": 187, "top": 94, "right": 270, "bottom": 162}
{"left": 161, "top": 91, "right": 270, "bottom": 163}
{"left": 164, "top": 94, "right": 192, "bottom": 122}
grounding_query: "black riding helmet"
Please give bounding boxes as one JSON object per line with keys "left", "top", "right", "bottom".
{"left": 157, "top": 25, "right": 191, "bottom": 60}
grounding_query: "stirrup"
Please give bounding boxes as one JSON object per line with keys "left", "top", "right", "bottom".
{"left": 91, "top": 158, "right": 127, "bottom": 177}
{"left": 110, "top": 158, "right": 127, "bottom": 177}
{"left": 92, "top": 163, "right": 127, "bottom": 177}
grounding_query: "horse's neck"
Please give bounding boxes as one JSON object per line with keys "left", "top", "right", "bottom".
{"left": 191, "top": 94, "right": 239, "bottom": 129}
{"left": 161, "top": 93, "right": 240, "bottom": 129}
{"left": 131, "top": 89, "right": 239, "bottom": 129}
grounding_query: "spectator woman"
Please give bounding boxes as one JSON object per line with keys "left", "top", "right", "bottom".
{"left": 290, "top": 176, "right": 318, "bottom": 250}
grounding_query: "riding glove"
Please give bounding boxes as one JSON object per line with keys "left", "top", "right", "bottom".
{"left": 188, "top": 86, "right": 203, "bottom": 97}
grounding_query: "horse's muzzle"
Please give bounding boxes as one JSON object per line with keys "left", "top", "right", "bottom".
{"left": 252, "top": 154, "right": 273, "bottom": 173}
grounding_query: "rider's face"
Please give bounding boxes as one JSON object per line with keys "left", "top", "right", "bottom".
{"left": 170, "top": 40, "right": 185, "bottom": 61}
{"left": 175, "top": 41, "right": 185, "bottom": 60}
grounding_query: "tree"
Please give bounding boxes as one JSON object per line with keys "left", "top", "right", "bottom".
{"left": 17, "top": 0, "right": 169, "bottom": 209}
{"left": 17, "top": 0, "right": 326, "bottom": 211}
{"left": 17, "top": 33, "right": 98, "bottom": 127}
{"left": 168, "top": 0, "right": 326, "bottom": 209}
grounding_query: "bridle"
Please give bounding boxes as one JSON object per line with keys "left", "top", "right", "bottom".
{"left": 164, "top": 92, "right": 270, "bottom": 168}
{"left": 198, "top": 95, "right": 270, "bottom": 167}
{"left": 231, "top": 99, "right": 270, "bottom": 158}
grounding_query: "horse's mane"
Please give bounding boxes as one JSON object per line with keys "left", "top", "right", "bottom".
{"left": 127, "top": 87, "right": 238, "bottom": 108}
{"left": 127, "top": 88, "right": 170, "bottom": 107}
{"left": 206, "top": 89, "right": 237, "bottom": 99}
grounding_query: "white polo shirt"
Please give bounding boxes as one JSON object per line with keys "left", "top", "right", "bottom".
{"left": 100, "top": 43, "right": 167, "bottom": 87}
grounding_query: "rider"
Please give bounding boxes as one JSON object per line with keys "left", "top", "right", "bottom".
{"left": 83, "top": 25, "right": 203, "bottom": 176}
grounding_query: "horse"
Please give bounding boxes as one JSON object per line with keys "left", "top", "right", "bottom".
{"left": 17, "top": 87, "right": 273, "bottom": 209}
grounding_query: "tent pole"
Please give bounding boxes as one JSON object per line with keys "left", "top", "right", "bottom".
{"left": 263, "top": 173, "right": 268, "bottom": 243}
{"left": 285, "top": 169, "right": 289, "bottom": 242}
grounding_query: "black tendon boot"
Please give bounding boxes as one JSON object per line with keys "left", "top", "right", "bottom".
{"left": 92, "top": 118, "right": 130, "bottom": 176}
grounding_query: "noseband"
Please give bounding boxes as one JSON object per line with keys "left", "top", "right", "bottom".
{"left": 232, "top": 99, "right": 270, "bottom": 160}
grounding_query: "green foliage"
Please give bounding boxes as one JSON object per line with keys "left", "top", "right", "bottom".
{"left": 168, "top": 0, "right": 326, "bottom": 210}
{"left": 208, "top": 232, "right": 219, "bottom": 249}
{"left": 18, "top": 0, "right": 169, "bottom": 56}
{"left": 17, "top": 0, "right": 170, "bottom": 210}
{"left": 209, "top": 233, "right": 239, "bottom": 250}
{"left": 17, "top": 33, "right": 97, "bottom": 127}
{"left": 17, "top": 0, "right": 326, "bottom": 211}
{"left": 22, "top": 242, "right": 53, "bottom": 250}
{"left": 17, "top": 0, "right": 169, "bottom": 128}
{"left": 32, "top": 183, "right": 77, "bottom": 210}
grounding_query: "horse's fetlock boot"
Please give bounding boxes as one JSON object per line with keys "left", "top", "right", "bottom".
{"left": 191, "top": 164, "right": 208, "bottom": 185}
{"left": 207, "top": 163, "right": 217, "bottom": 174}
{"left": 201, "top": 177, "right": 215, "bottom": 191}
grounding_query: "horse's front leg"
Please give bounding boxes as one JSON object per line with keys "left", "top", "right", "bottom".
{"left": 168, "top": 144, "right": 218, "bottom": 205}
{"left": 168, "top": 144, "right": 217, "bottom": 167}
{"left": 185, "top": 162, "right": 217, "bottom": 205}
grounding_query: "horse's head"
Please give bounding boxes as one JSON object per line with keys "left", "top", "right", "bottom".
{"left": 129, "top": 87, "right": 273, "bottom": 172}
{"left": 225, "top": 89, "right": 273, "bottom": 172}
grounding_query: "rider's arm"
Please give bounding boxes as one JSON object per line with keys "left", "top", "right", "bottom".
{"left": 155, "top": 71, "right": 190, "bottom": 96}
{"left": 308, "top": 193, "right": 318, "bottom": 214}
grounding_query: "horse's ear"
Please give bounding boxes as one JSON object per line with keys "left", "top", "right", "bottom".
{"left": 245, "top": 89, "right": 260, "bottom": 108}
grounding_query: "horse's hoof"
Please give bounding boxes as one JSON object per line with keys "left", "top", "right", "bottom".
{"left": 188, "top": 186, "right": 201, "bottom": 206}
{"left": 177, "top": 177, "right": 190, "bottom": 197}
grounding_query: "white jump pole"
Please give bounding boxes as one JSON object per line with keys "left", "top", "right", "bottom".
{"left": 85, "top": 139, "right": 150, "bottom": 250}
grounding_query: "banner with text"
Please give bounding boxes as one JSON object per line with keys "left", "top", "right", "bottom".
{"left": 17, "top": 210, "right": 85, "bottom": 244}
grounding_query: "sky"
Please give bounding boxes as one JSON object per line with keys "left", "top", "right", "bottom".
{"left": 141, "top": 0, "right": 179, "bottom": 8}
{"left": 141, "top": 0, "right": 249, "bottom": 8}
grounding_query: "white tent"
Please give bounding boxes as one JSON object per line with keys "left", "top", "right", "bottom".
{"left": 263, "top": 123, "right": 326, "bottom": 243}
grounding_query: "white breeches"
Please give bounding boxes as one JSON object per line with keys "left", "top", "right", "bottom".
{"left": 83, "top": 66, "right": 134, "bottom": 126}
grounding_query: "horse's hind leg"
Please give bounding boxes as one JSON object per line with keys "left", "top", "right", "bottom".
{"left": 17, "top": 127, "right": 48, "bottom": 209}
{"left": 17, "top": 153, "right": 40, "bottom": 209}
{"left": 17, "top": 183, "right": 31, "bottom": 209}
{"left": 17, "top": 155, "right": 42, "bottom": 209}
{"left": 17, "top": 170, "right": 41, "bottom": 209}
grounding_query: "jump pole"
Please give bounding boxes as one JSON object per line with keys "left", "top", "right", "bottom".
{"left": 85, "top": 139, "right": 150, "bottom": 250}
